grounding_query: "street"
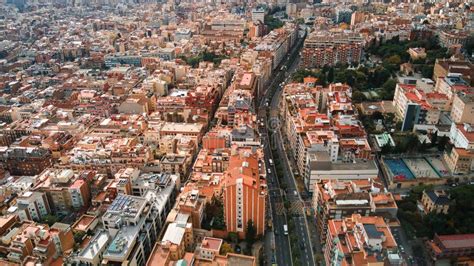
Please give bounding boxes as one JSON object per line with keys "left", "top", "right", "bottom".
{"left": 260, "top": 30, "right": 316, "bottom": 266}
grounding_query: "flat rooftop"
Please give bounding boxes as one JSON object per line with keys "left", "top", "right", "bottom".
{"left": 161, "top": 222, "right": 185, "bottom": 245}
{"left": 103, "top": 194, "right": 147, "bottom": 222}
{"left": 77, "top": 231, "right": 110, "bottom": 261}
{"left": 161, "top": 122, "right": 203, "bottom": 133}
{"left": 103, "top": 226, "right": 139, "bottom": 261}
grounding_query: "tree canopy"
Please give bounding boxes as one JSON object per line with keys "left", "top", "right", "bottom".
{"left": 398, "top": 185, "right": 474, "bottom": 239}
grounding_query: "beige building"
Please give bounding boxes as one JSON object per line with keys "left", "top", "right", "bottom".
{"left": 407, "top": 47, "right": 427, "bottom": 60}
{"left": 451, "top": 93, "right": 474, "bottom": 124}
{"left": 421, "top": 190, "right": 450, "bottom": 214}
{"left": 117, "top": 97, "right": 149, "bottom": 115}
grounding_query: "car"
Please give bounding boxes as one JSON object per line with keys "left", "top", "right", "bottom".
{"left": 274, "top": 230, "right": 278, "bottom": 235}
{"left": 267, "top": 169, "right": 271, "bottom": 174}
{"left": 399, "top": 246, "right": 405, "bottom": 253}
{"left": 451, "top": 183, "right": 458, "bottom": 187}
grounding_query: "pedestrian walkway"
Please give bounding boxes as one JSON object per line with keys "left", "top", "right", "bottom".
{"left": 275, "top": 202, "right": 286, "bottom": 215}
{"left": 289, "top": 201, "right": 304, "bottom": 215}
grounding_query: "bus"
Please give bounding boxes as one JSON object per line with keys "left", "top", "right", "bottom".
{"left": 283, "top": 224, "right": 288, "bottom": 235}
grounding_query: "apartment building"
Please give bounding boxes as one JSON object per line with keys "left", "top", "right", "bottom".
{"left": 76, "top": 230, "right": 110, "bottom": 266}
{"left": 107, "top": 168, "right": 179, "bottom": 228}
{"left": 1, "top": 147, "right": 52, "bottom": 176}
{"left": 159, "top": 122, "right": 205, "bottom": 144}
{"left": 14, "top": 191, "right": 51, "bottom": 222}
{"left": 313, "top": 180, "right": 397, "bottom": 244}
{"left": 251, "top": 8, "right": 265, "bottom": 23}
{"left": 100, "top": 194, "right": 162, "bottom": 266}
{"left": 438, "top": 30, "right": 468, "bottom": 50}
{"left": 325, "top": 214, "right": 399, "bottom": 266}
{"left": 426, "top": 234, "right": 474, "bottom": 263}
{"left": 255, "top": 24, "right": 298, "bottom": 70}
{"left": 393, "top": 82, "right": 449, "bottom": 131}
{"left": 435, "top": 73, "right": 471, "bottom": 100}
{"left": 65, "top": 135, "right": 153, "bottom": 175}
{"left": 434, "top": 58, "right": 474, "bottom": 86}
{"left": 301, "top": 31, "right": 364, "bottom": 68}
{"left": 281, "top": 82, "right": 377, "bottom": 190}
{"left": 223, "top": 149, "right": 266, "bottom": 238}
{"left": 444, "top": 123, "right": 474, "bottom": 175}
{"left": 160, "top": 154, "right": 193, "bottom": 179}
{"left": 33, "top": 169, "right": 91, "bottom": 215}
{"left": 450, "top": 92, "right": 474, "bottom": 124}
{"left": 194, "top": 237, "right": 256, "bottom": 265}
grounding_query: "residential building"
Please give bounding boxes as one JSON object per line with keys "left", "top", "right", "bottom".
{"left": 426, "top": 234, "right": 474, "bottom": 263}
{"left": 194, "top": 237, "right": 256, "bottom": 265}
{"left": 325, "top": 214, "right": 399, "bottom": 266}
{"left": 306, "top": 151, "right": 378, "bottom": 192}
{"left": 33, "top": 169, "right": 92, "bottom": 215}
{"left": 255, "top": 24, "right": 298, "bottom": 70}
{"left": 434, "top": 58, "right": 474, "bottom": 86}
{"left": 393, "top": 82, "right": 449, "bottom": 131}
{"left": 1, "top": 147, "right": 52, "bottom": 176}
{"left": 251, "top": 8, "right": 265, "bottom": 23}
{"left": 301, "top": 31, "right": 364, "bottom": 68}
{"left": 75, "top": 230, "right": 111, "bottom": 266}
{"left": 313, "top": 180, "right": 398, "bottom": 244}
{"left": 408, "top": 47, "right": 427, "bottom": 60}
{"left": 450, "top": 92, "right": 474, "bottom": 124}
{"left": 145, "top": 217, "right": 194, "bottom": 265}
{"left": 439, "top": 30, "right": 468, "bottom": 50}
{"left": 335, "top": 7, "right": 352, "bottom": 24}
{"left": 444, "top": 123, "right": 474, "bottom": 175}
{"left": 435, "top": 73, "right": 471, "bottom": 100}
{"left": 421, "top": 190, "right": 450, "bottom": 215}
{"left": 223, "top": 149, "right": 266, "bottom": 238}
{"left": 14, "top": 191, "right": 51, "bottom": 222}
{"left": 99, "top": 194, "right": 166, "bottom": 265}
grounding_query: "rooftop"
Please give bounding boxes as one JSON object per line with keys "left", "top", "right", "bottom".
{"left": 437, "top": 234, "right": 474, "bottom": 249}
{"left": 77, "top": 230, "right": 110, "bottom": 261}
{"left": 162, "top": 222, "right": 186, "bottom": 245}
{"left": 201, "top": 237, "right": 222, "bottom": 251}
{"left": 103, "top": 226, "right": 139, "bottom": 261}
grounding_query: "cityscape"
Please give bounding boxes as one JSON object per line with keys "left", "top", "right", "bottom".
{"left": 0, "top": 0, "right": 473, "bottom": 265}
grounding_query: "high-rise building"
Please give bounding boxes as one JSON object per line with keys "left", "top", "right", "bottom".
{"left": 251, "top": 8, "right": 265, "bottom": 23}
{"left": 223, "top": 149, "right": 266, "bottom": 238}
{"left": 335, "top": 7, "right": 353, "bottom": 24}
{"left": 301, "top": 32, "right": 364, "bottom": 68}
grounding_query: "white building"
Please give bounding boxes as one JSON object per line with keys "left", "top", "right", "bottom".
{"left": 251, "top": 8, "right": 265, "bottom": 23}
{"left": 14, "top": 191, "right": 50, "bottom": 221}
{"left": 305, "top": 151, "right": 379, "bottom": 192}
{"left": 76, "top": 230, "right": 111, "bottom": 266}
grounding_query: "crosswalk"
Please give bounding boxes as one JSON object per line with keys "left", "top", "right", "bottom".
{"left": 274, "top": 201, "right": 306, "bottom": 216}
{"left": 289, "top": 201, "right": 304, "bottom": 216}
{"left": 275, "top": 202, "right": 286, "bottom": 215}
